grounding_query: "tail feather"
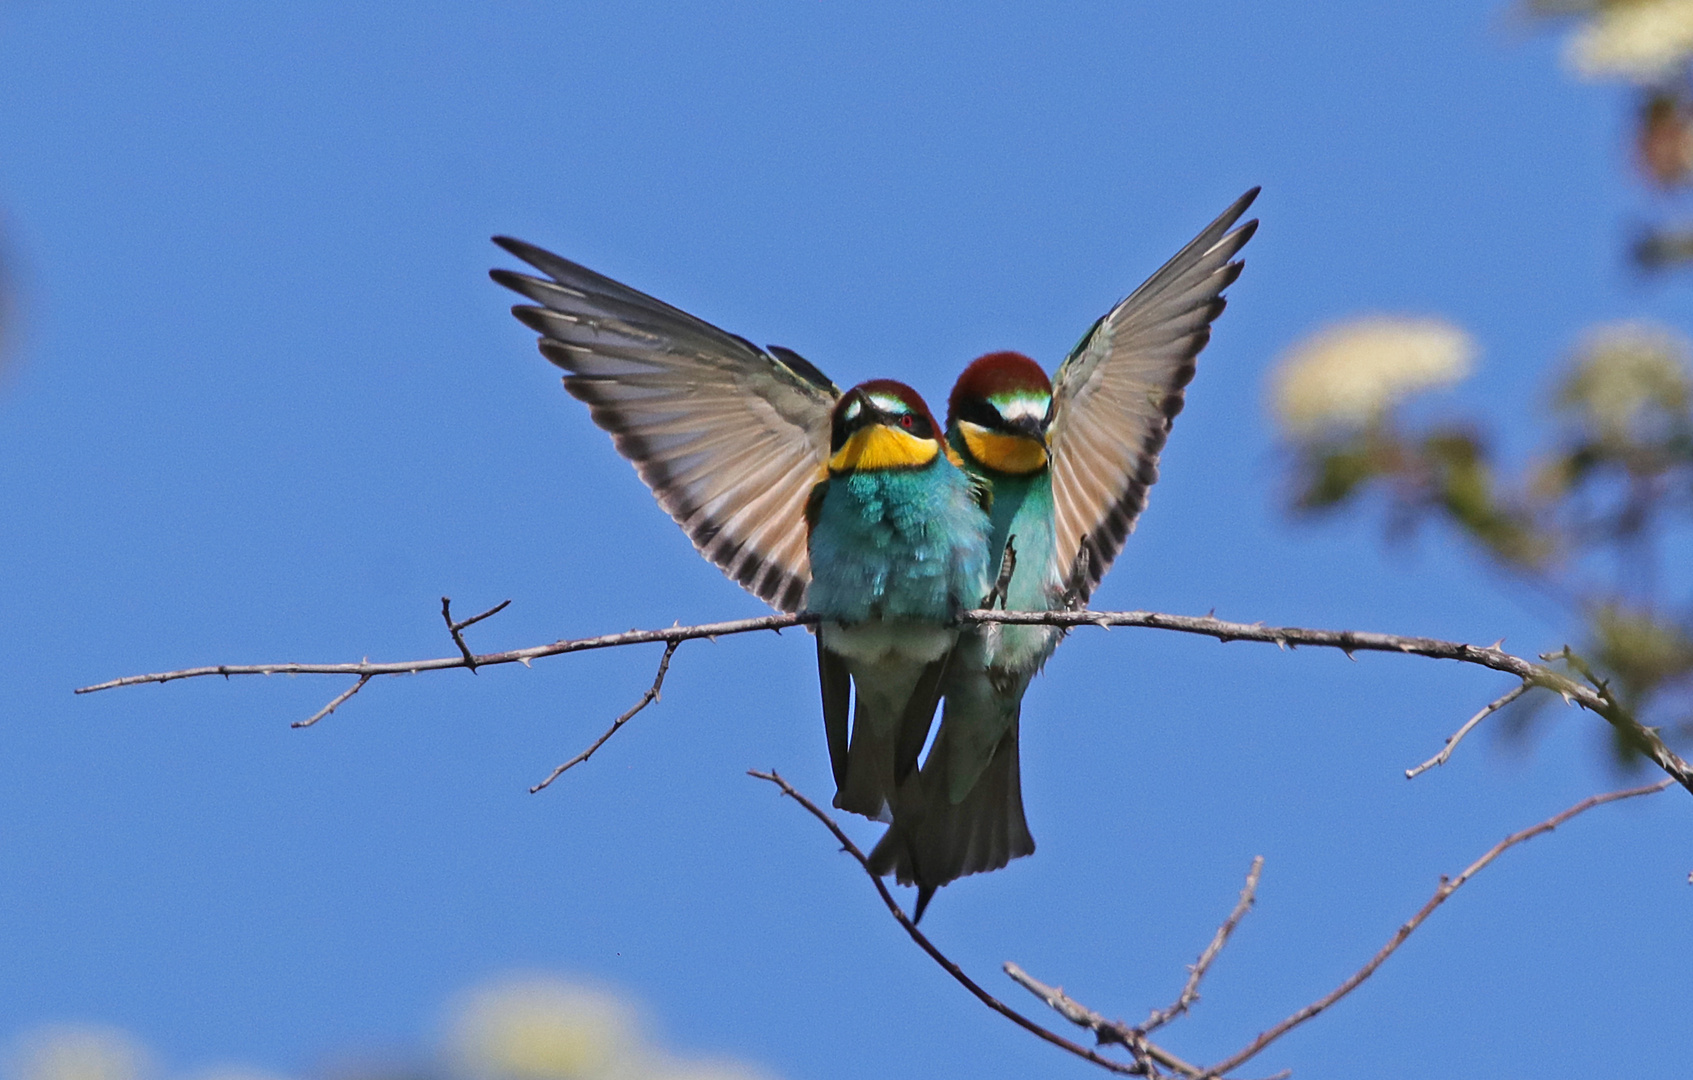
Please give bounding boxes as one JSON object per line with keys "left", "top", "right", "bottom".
{"left": 867, "top": 718, "right": 1035, "bottom": 911}
{"left": 832, "top": 653, "right": 951, "bottom": 821}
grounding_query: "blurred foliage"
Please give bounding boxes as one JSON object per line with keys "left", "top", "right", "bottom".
{"left": 4, "top": 976, "right": 775, "bottom": 1080}
{"left": 1524, "top": 1, "right": 1693, "bottom": 268}
{"left": 1274, "top": 321, "right": 1693, "bottom": 761}
{"left": 1269, "top": 7, "right": 1693, "bottom": 765}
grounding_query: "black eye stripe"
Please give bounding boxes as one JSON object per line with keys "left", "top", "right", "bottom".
{"left": 957, "top": 399, "right": 1000, "bottom": 429}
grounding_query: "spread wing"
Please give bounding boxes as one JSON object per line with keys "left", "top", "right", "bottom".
{"left": 1046, "top": 188, "right": 1259, "bottom": 604}
{"left": 491, "top": 237, "right": 840, "bottom": 612}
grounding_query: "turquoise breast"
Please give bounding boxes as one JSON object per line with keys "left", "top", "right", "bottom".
{"left": 806, "top": 461, "right": 990, "bottom": 624}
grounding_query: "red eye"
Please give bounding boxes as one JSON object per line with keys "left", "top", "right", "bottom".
{"left": 900, "top": 415, "right": 914, "bottom": 429}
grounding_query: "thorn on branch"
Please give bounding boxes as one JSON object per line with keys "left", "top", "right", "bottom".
{"left": 441, "top": 596, "right": 512, "bottom": 672}
{"left": 531, "top": 641, "right": 681, "bottom": 793}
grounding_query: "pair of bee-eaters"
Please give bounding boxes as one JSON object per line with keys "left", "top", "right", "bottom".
{"left": 492, "top": 188, "right": 1258, "bottom": 919}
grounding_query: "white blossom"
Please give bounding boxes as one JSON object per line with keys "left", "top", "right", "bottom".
{"left": 1270, "top": 316, "right": 1476, "bottom": 438}
{"left": 1556, "top": 320, "right": 1693, "bottom": 436}
{"left": 1565, "top": 0, "right": 1693, "bottom": 83}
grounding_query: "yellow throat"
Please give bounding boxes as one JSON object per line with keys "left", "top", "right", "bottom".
{"left": 828, "top": 424, "right": 939, "bottom": 473}
{"left": 957, "top": 420, "right": 1048, "bottom": 474}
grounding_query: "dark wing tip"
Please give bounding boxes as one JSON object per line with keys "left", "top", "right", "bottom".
{"left": 491, "top": 234, "right": 537, "bottom": 260}
{"left": 767, "top": 344, "right": 839, "bottom": 394}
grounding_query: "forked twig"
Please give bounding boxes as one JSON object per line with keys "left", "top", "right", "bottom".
{"left": 441, "top": 596, "right": 512, "bottom": 671}
{"left": 765, "top": 768, "right": 1669, "bottom": 1078}
{"left": 1002, "top": 964, "right": 1207, "bottom": 1078}
{"left": 531, "top": 641, "right": 680, "bottom": 793}
{"left": 1406, "top": 682, "right": 1530, "bottom": 779}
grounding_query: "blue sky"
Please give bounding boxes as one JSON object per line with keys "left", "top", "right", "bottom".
{"left": 1, "top": 3, "right": 1689, "bottom": 1078}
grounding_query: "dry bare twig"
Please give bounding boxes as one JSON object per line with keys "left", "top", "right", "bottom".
{"left": 73, "top": 604, "right": 1693, "bottom": 794}
{"left": 1145, "top": 856, "right": 1265, "bottom": 1032}
{"left": 748, "top": 768, "right": 1180, "bottom": 1077}
{"left": 530, "top": 641, "right": 679, "bottom": 793}
{"left": 1201, "top": 777, "right": 1672, "bottom": 1078}
{"left": 767, "top": 767, "right": 1669, "bottom": 1079}
{"left": 1405, "top": 682, "right": 1531, "bottom": 779}
{"left": 293, "top": 673, "right": 371, "bottom": 729}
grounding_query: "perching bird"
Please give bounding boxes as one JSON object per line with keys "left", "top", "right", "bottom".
{"left": 869, "top": 188, "right": 1260, "bottom": 917}
{"left": 487, "top": 240, "right": 988, "bottom": 822}
{"left": 807, "top": 381, "right": 991, "bottom": 821}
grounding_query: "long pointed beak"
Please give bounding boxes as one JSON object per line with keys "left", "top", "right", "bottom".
{"left": 1008, "top": 415, "right": 1047, "bottom": 446}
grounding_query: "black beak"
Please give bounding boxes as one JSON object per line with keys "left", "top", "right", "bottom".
{"left": 1007, "top": 414, "right": 1047, "bottom": 446}
{"left": 833, "top": 387, "right": 889, "bottom": 450}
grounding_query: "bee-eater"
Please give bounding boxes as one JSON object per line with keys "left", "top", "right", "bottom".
{"left": 488, "top": 241, "right": 988, "bottom": 822}
{"left": 870, "top": 188, "right": 1261, "bottom": 917}
{"left": 807, "top": 381, "right": 991, "bottom": 821}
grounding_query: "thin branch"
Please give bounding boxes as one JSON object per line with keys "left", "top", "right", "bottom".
{"left": 970, "top": 609, "right": 1693, "bottom": 794}
{"left": 1145, "top": 856, "right": 1264, "bottom": 1033}
{"left": 749, "top": 768, "right": 1175, "bottom": 1077}
{"left": 293, "top": 674, "right": 371, "bottom": 729}
{"left": 73, "top": 605, "right": 1693, "bottom": 795}
{"left": 531, "top": 641, "right": 679, "bottom": 793}
{"left": 1202, "top": 779, "right": 1673, "bottom": 1079}
{"left": 1406, "top": 682, "right": 1531, "bottom": 779}
{"left": 75, "top": 611, "right": 809, "bottom": 690}
{"left": 441, "top": 596, "right": 511, "bottom": 671}
{"left": 1002, "top": 963, "right": 1204, "bottom": 1078}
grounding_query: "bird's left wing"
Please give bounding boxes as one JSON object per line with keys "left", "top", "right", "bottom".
{"left": 1045, "top": 188, "right": 1259, "bottom": 605}
{"left": 492, "top": 237, "right": 840, "bottom": 613}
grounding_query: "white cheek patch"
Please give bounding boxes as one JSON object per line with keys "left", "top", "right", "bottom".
{"left": 995, "top": 396, "right": 1050, "bottom": 424}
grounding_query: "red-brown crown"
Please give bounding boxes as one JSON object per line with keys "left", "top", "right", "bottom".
{"left": 947, "top": 352, "right": 1052, "bottom": 428}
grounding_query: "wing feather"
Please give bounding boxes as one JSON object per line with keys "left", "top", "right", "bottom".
{"left": 492, "top": 238, "right": 839, "bottom": 611}
{"left": 1047, "top": 189, "right": 1260, "bottom": 603}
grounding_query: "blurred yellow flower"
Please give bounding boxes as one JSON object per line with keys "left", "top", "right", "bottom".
{"left": 1566, "top": 0, "right": 1693, "bottom": 83}
{"left": 1270, "top": 316, "right": 1476, "bottom": 438}
{"left": 7, "top": 1027, "right": 153, "bottom": 1080}
{"left": 1555, "top": 320, "right": 1693, "bottom": 437}
{"left": 448, "top": 977, "right": 637, "bottom": 1080}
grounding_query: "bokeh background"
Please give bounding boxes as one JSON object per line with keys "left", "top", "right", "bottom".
{"left": 1, "top": 3, "right": 1689, "bottom": 1079}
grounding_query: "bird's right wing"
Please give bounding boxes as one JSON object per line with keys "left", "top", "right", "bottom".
{"left": 1045, "top": 189, "right": 1259, "bottom": 604}
{"left": 492, "top": 238, "right": 840, "bottom": 613}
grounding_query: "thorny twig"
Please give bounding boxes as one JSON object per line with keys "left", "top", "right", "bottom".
{"left": 530, "top": 641, "right": 680, "bottom": 793}
{"left": 1145, "top": 856, "right": 1265, "bottom": 1033}
{"left": 1406, "top": 682, "right": 1531, "bottom": 779}
{"left": 1202, "top": 779, "right": 1672, "bottom": 1078}
{"left": 74, "top": 605, "right": 1693, "bottom": 795}
{"left": 960, "top": 781, "right": 1668, "bottom": 1078}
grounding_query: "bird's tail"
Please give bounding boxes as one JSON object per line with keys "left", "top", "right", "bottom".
{"left": 830, "top": 652, "right": 950, "bottom": 822}
{"left": 868, "top": 715, "right": 1035, "bottom": 920}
